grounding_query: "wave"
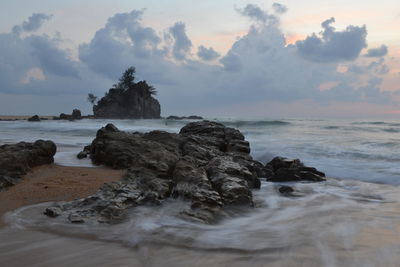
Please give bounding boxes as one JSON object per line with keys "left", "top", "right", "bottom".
{"left": 220, "top": 120, "right": 291, "bottom": 128}
{"left": 352, "top": 121, "right": 400, "bottom": 127}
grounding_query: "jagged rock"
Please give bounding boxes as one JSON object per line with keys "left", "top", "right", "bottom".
{"left": 27, "top": 115, "right": 40, "bottom": 122}
{"left": 50, "top": 121, "right": 261, "bottom": 224}
{"left": 0, "top": 140, "right": 57, "bottom": 190}
{"left": 50, "top": 121, "right": 326, "bottom": 225}
{"left": 93, "top": 85, "right": 161, "bottom": 119}
{"left": 265, "top": 157, "right": 326, "bottom": 182}
{"left": 56, "top": 109, "right": 83, "bottom": 120}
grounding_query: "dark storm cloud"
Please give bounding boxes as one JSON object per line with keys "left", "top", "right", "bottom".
{"left": 365, "top": 45, "right": 388, "bottom": 58}
{"left": 197, "top": 45, "right": 220, "bottom": 61}
{"left": 296, "top": 17, "right": 367, "bottom": 62}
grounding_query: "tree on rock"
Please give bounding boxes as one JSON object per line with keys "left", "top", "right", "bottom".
{"left": 92, "top": 67, "right": 161, "bottom": 119}
{"left": 87, "top": 93, "right": 97, "bottom": 105}
{"left": 115, "top": 67, "right": 135, "bottom": 91}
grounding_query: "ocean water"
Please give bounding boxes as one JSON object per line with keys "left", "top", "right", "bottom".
{"left": 1, "top": 118, "right": 399, "bottom": 184}
{"left": 1, "top": 118, "right": 400, "bottom": 266}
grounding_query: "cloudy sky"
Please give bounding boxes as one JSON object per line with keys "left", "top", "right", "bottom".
{"left": 0, "top": 0, "right": 399, "bottom": 118}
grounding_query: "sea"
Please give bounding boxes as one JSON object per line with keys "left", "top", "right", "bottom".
{"left": 0, "top": 118, "right": 399, "bottom": 266}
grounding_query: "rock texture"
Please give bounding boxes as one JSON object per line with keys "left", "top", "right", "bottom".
{"left": 0, "top": 140, "right": 57, "bottom": 190}
{"left": 93, "top": 85, "right": 161, "bottom": 119}
{"left": 46, "top": 121, "right": 263, "bottom": 224}
{"left": 45, "top": 121, "right": 326, "bottom": 225}
{"left": 54, "top": 109, "right": 82, "bottom": 120}
{"left": 264, "top": 156, "right": 326, "bottom": 182}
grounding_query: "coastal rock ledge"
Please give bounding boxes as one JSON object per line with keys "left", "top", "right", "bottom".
{"left": 45, "top": 121, "right": 325, "bottom": 224}
{"left": 0, "top": 140, "right": 56, "bottom": 190}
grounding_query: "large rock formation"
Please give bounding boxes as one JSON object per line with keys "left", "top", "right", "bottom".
{"left": 45, "top": 121, "right": 325, "bottom": 224}
{"left": 54, "top": 109, "right": 82, "bottom": 120}
{"left": 0, "top": 140, "right": 57, "bottom": 190}
{"left": 93, "top": 83, "right": 161, "bottom": 119}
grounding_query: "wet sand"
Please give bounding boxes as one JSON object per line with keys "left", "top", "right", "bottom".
{"left": 0, "top": 164, "right": 125, "bottom": 226}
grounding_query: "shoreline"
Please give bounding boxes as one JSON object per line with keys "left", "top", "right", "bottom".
{"left": 0, "top": 164, "right": 125, "bottom": 227}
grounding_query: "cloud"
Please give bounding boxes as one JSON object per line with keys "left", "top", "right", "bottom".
{"left": 12, "top": 13, "right": 52, "bottom": 34}
{"left": 365, "top": 45, "right": 388, "bottom": 58}
{"left": 167, "top": 22, "right": 192, "bottom": 61}
{"left": 197, "top": 45, "right": 220, "bottom": 61}
{"left": 236, "top": 4, "right": 276, "bottom": 24}
{"left": 296, "top": 17, "right": 367, "bottom": 62}
{"left": 0, "top": 6, "right": 397, "bottom": 116}
{"left": 79, "top": 10, "right": 167, "bottom": 80}
{"left": 0, "top": 15, "right": 107, "bottom": 96}
{"left": 272, "top": 3, "right": 288, "bottom": 14}
{"left": 29, "top": 35, "right": 80, "bottom": 78}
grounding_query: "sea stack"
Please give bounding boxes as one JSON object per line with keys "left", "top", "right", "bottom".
{"left": 93, "top": 67, "right": 161, "bottom": 119}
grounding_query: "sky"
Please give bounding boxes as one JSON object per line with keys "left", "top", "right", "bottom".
{"left": 0, "top": 0, "right": 399, "bottom": 118}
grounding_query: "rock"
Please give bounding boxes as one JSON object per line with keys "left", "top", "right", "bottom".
{"left": 51, "top": 121, "right": 327, "bottom": 224}
{"left": 278, "top": 185, "right": 294, "bottom": 195}
{"left": 93, "top": 84, "right": 161, "bottom": 119}
{"left": 206, "top": 156, "right": 253, "bottom": 205}
{"left": 44, "top": 206, "right": 62, "bottom": 217}
{"left": 265, "top": 157, "right": 326, "bottom": 182}
{"left": 71, "top": 109, "right": 82, "bottom": 120}
{"left": 56, "top": 109, "right": 83, "bottom": 120}
{"left": 28, "top": 115, "right": 40, "bottom": 122}
{"left": 0, "top": 140, "right": 57, "bottom": 190}
{"left": 53, "top": 121, "right": 263, "bottom": 224}
{"left": 68, "top": 213, "right": 85, "bottom": 223}
{"left": 76, "top": 151, "right": 89, "bottom": 159}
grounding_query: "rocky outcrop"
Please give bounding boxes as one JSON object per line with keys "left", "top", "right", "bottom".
{"left": 45, "top": 121, "right": 326, "bottom": 225}
{"left": 264, "top": 157, "right": 326, "bottom": 182}
{"left": 93, "top": 85, "right": 161, "bottom": 119}
{"left": 28, "top": 115, "right": 40, "bottom": 122}
{"left": 0, "top": 140, "right": 57, "bottom": 190}
{"left": 46, "top": 121, "right": 262, "bottom": 224}
{"left": 54, "top": 109, "right": 82, "bottom": 120}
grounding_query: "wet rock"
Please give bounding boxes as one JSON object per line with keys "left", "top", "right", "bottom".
{"left": 76, "top": 145, "right": 91, "bottom": 159}
{"left": 265, "top": 157, "right": 325, "bottom": 182}
{"left": 44, "top": 206, "right": 62, "bottom": 217}
{"left": 278, "top": 185, "right": 294, "bottom": 195}
{"left": 0, "top": 140, "right": 57, "bottom": 190}
{"left": 68, "top": 213, "right": 85, "bottom": 223}
{"left": 54, "top": 121, "right": 262, "bottom": 224}
{"left": 27, "top": 115, "right": 40, "bottom": 122}
{"left": 52, "top": 121, "right": 327, "bottom": 225}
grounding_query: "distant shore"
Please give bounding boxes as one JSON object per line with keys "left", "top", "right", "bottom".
{"left": 0, "top": 164, "right": 124, "bottom": 227}
{"left": 0, "top": 115, "right": 55, "bottom": 120}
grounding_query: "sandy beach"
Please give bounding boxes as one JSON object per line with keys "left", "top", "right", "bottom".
{"left": 0, "top": 164, "right": 124, "bottom": 227}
